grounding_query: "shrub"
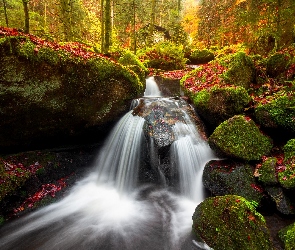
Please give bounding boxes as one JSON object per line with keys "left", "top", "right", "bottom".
{"left": 138, "top": 42, "right": 187, "bottom": 70}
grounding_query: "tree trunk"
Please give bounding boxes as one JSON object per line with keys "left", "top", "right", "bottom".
{"left": 104, "top": 0, "right": 112, "bottom": 53}
{"left": 101, "top": 0, "right": 105, "bottom": 52}
{"left": 2, "top": 0, "right": 9, "bottom": 27}
{"left": 132, "top": 0, "right": 136, "bottom": 54}
{"left": 148, "top": 0, "right": 156, "bottom": 45}
{"left": 22, "top": 0, "right": 30, "bottom": 33}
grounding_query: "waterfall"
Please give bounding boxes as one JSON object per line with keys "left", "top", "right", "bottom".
{"left": 144, "top": 76, "right": 162, "bottom": 97}
{"left": 0, "top": 78, "right": 216, "bottom": 250}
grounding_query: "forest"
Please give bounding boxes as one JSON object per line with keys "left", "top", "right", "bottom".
{"left": 1, "top": 0, "right": 294, "bottom": 54}
{"left": 1, "top": 1, "right": 295, "bottom": 250}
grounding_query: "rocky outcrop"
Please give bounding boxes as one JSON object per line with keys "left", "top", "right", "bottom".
{"left": 203, "top": 160, "right": 264, "bottom": 205}
{"left": 0, "top": 35, "right": 143, "bottom": 152}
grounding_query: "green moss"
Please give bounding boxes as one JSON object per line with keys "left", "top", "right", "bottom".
{"left": 266, "top": 53, "right": 290, "bottom": 78}
{"left": 189, "top": 49, "right": 215, "bottom": 64}
{"left": 258, "top": 157, "right": 278, "bottom": 185}
{"left": 192, "top": 195, "right": 273, "bottom": 250}
{"left": 278, "top": 139, "right": 295, "bottom": 189}
{"left": 278, "top": 222, "right": 295, "bottom": 250}
{"left": 192, "top": 86, "right": 251, "bottom": 126}
{"left": 223, "top": 52, "right": 255, "bottom": 89}
{"left": 255, "top": 94, "right": 295, "bottom": 132}
{"left": 208, "top": 115, "right": 273, "bottom": 161}
{"left": 284, "top": 139, "right": 295, "bottom": 162}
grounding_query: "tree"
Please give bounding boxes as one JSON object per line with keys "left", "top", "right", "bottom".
{"left": 22, "top": 0, "right": 30, "bottom": 33}
{"left": 2, "top": 0, "right": 8, "bottom": 27}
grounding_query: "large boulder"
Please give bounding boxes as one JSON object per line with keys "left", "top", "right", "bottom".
{"left": 192, "top": 195, "right": 273, "bottom": 250}
{"left": 0, "top": 35, "right": 143, "bottom": 152}
{"left": 208, "top": 115, "right": 273, "bottom": 161}
{"left": 192, "top": 86, "right": 251, "bottom": 128}
{"left": 203, "top": 160, "right": 264, "bottom": 204}
{"left": 223, "top": 52, "right": 256, "bottom": 89}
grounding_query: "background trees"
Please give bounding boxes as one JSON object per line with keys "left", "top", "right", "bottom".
{"left": 0, "top": 0, "right": 294, "bottom": 52}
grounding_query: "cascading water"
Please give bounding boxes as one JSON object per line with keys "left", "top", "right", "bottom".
{"left": 144, "top": 76, "right": 162, "bottom": 97}
{"left": 0, "top": 78, "right": 215, "bottom": 250}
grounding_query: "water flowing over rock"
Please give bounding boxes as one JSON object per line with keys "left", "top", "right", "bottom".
{"left": 0, "top": 78, "right": 216, "bottom": 250}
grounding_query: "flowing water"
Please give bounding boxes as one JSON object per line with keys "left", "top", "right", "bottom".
{"left": 0, "top": 77, "right": 215, "bottom": 250}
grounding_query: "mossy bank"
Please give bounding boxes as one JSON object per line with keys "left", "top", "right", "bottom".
{"left": 0, "top": 34, "right": 144, "bottom": 152}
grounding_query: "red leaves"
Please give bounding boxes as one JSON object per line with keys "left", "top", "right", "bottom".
{"left": 13, "top": 177, "right": 67, "bottom": 214}
{"left": 182, "top": 63, "right": 227, "bottom": 93}
{"left": 161, "top": 69, "right": 191, "bottom": 80}
{"left": 0, "top": 26, "right": 111, "bottom": 62}
{"left": 250, "top": 183, "right": 263, "bottom": 193}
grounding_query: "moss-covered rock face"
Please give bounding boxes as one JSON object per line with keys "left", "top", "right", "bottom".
{"left": 266, "top": 53, "right": 291, "bottom": 78}
{"left": 279, "top": 222, "right": 295, "bottom": 250}
{"left": 208, "top": 115, "right": 273, "bottom": 161}
{"left": 192, "top": 195, "right": 273, "bottom": 250}
{"left": 188, "top": 49, "right": 215, "bottom": 65}
{"left": 0, "top": 36, "right": 143, "bottom": 151}
{"left": 203, "top": 160, "right": 264, "bottom": 204}
{"left": 278, "top": 139, "right": 295, "bottom": 189}
{"left": 258, "top": 157, "right": 278, "bottom": 185}
{"left": 118, "top": 50, "right": 148, "bottom": 83}
{"left": 223, "top": 52, "right": 255, "bottom": 89}
{"left": 192, "top": 86, "right": 251, "bottom": 128}
{"left": 255, "top": 94, "right": 295, "bottom": 135}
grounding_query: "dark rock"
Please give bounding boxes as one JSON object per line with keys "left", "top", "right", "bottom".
{"left": 203, "top": 160, "right": 264, "bottom": 204}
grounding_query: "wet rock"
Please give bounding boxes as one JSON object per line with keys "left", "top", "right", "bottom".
{"left": 265, "top": 186, "right": 295, "bottom": 215}
{"left": 192, "top": 195, "right": 273, "bottom": 250}
{"left": 203, "top": 160, "right": 264, "bottom": 204}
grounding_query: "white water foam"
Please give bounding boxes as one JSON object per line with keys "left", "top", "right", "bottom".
{"left": 144, "top": 76, "right": 162, "bottom": 97}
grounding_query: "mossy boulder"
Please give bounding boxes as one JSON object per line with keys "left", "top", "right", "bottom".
{"left": 266, "top": 53, "right": 291, "bottom": 78}
{"left": 279, "top": 222, "right": 295, "bottom": 250}
{"left": 192, "top": 195, "right": 273, "bottom": 250}
{"left": 192, "top": 86, "right": 251, "bottom": 128}
{"left": 278, "top": 139, "right": 295, "bottom": 189}
{"left": 118, "top": 50, "right": 148, "bottom": 82}
{"left": 0, "top": 36, "right": 143, "bottom": 151}
{"left": 188, "top": 49, "right": 215, "bottom": 65}
{"left": 257, "top": 157, "right": 278, "bottom": 186}
{"left": 223, "top": 52, "right": 255, "bottom": 89}
{"left": 208, "top": 115, "right": 273, "bottom": 161}
{"left": 203, "top": 160, "right": 264, "bottom": 204}
{"left": 255, "top": 94, "right": 295, "bottom": 135}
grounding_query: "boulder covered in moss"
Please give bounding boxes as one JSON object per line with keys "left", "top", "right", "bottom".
{"left": 255, "top": 95, "right": 295, "bottom": 136}
{"left": 257, "top": 157, "right": 278, "bottom": 186}
{"left": 192, "top": 86, "right": 251, "bottom": 128}
{"left": 188, "top": 49, "right": 215, "bottom": 65}
{"left": 278, "top": 222, "right": 295, "bottom": 250}
{"left": 208, "top": 115, "right": 273, "bottom": 161}
{"left": 118, "top": 50, "right": 148, "bottom": 82}
{"left": 266, "top": 53, "right": 290, "bottom": 78}
{"left": 203, "top": 160, "right": 264, "bottom": 204}
{"left": 278, "top": 139, "right": 295, "bottom": 189}
{"left": 0, "top": 35, "right": 143, "bottom": 152}
{"left": 192, "top": 195, "right": 273, "bottom": 250}
{"left": 223, "top": 52, "right": 256, "bottom": 89}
